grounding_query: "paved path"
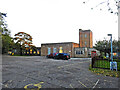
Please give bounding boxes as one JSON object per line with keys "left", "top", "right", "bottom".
{"left": 2, "top": 55, "right": 119, "bottom": 89}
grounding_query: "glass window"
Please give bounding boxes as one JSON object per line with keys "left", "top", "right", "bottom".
{"left": 76, "top": 51, "right": 80, "bottom": 54}
{"left": 53, "top": 48, "right": 56, "bottom": 53}
{"left": 81, "top": 51, "right": 83, "bottom": 54}
{"left": 85, "top": 34, "right": 87, "bottom": 38}
{"left": 76, "top": 50, "right": 84, "bottom": 54}
{"left": 48, "top": 48, "right": 51, "bottom": 55}
{"left": 85, "top": 41, "right": 87, "bottom": 46}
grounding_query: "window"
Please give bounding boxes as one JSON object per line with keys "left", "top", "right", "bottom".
{"left": 53, "top": 48, "right": 56, "bottom": 53}
{"left": 80, "top": 35, "right": 82, "bottom": 37}
{"left": 48, "top": 48, "right": 51, "bottom": 55}
{"left": 85, "top": 34, "right": 87, "bottom": 38}
{"left": 76, "top": 51, "right": 81, "bottom": 54}
{"left": 81, "top": 51, "right": 83, "bottom": 54}
{"left": 76, "top": 50, "right": 84, "bottom": 54}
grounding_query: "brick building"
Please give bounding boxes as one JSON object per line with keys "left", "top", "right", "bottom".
{"left": 41, "top": 42, "right": 79, "bottom": 57}
{"left": 79, "top": 29, "right": 93, "bottom": 48}
{"left": 41, "top": 29, "right": 94, "bottom": 58}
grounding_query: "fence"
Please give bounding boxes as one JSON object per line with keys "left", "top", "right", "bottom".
{"left": 92, "top": 57, "right": 120, "bottom": 71}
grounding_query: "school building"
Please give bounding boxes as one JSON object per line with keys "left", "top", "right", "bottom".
{"left": 41, "top": 29, "right": 99, "bottom": 57}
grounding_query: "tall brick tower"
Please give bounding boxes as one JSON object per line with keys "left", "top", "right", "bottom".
{"left": 79, "top": 29, "right": 93, "bottom": 48}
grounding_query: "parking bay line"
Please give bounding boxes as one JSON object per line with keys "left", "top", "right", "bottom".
{"left": 69, "top": 84, "right": 73, "bottom": 88}
{"left": 78, "top": 81, "right": 87, "bottom": 88}
{"left": 58, "top": 61, "right": 90, "bottom": 69}
{"left": 78, "top": 79, "right": 99, "bottom": 88}
{"left": 92, "top": 79, "right": 99, "bottom": 89}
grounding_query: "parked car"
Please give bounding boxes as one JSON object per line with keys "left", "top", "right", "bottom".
{"left": 46, "top": 53, "right": 57, "bottom": 58}
{"left": 54, "top": 53, "right": 70, "bottom": 60}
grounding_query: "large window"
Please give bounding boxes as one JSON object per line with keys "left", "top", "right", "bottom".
{"left": 53, "top": 48, "right": 56, "bottom": 53}
{"left": 48, "top": 48, "right": 51, "bottom": 55}
{"left": 76, "top": 50, "right": 84, "bottom": 54}
{"left": 76, "top": 51, "right": 81, "bottom": 54}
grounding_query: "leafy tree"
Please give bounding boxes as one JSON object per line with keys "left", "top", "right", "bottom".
{"left": 94, "top": 40, "right": 110, "bottom": 57}
{"left": 116, "top": 40, "right": 120, "bottom": 52}
{"left": 94, "top": 39, "right": 119, "bottom": 58}
{"left": 0, "top": 12, "right": 12, "bottom": 54}
{"left": 2, "top": 33, "right": 12, "bottom": 54}
{"left": 14, "top": 32, "right": 33, "bottom": 55}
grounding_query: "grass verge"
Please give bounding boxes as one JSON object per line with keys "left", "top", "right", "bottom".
{"left": 89, "top": 64, "right": 120, "bottom": 78}
{"left": 94, "top": 60, "right": 120, "bottom": 70}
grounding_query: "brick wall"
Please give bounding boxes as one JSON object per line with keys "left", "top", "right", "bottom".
{"left": 79, "top": 29, "right": 93, "bottom": 48}
{"left": 74, "top": 47, "right": 88, "bottom": 58}
{"left": 41, "top": 43, "right": 73, "bottom": 57}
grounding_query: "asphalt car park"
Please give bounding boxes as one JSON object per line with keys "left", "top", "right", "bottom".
{"left": 2, "top": 55, "right": 119, "bottom": 89}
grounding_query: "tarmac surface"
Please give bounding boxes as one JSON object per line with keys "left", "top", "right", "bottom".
{"left": 1, "top": 55, "right": 119, "bottom": 89}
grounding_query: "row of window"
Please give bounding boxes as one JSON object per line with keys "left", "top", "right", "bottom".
{"left": 48, "top": 48, "right": 57, "bottom": 55}
{"left": 76, "top": 50, "right": 84, "bottom": 55}
{"left": 81, "top": 34, "right": 87, "bottom": 38}
{"left": 48, "top": 47, "right": 63, "bottom": 55}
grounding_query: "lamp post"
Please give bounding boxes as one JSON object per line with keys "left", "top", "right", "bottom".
{"left": 107, "top": 34, "right": 113, "bottom": 61}
{"left": 107, "top": 34, "right": 113, "bottom": 70}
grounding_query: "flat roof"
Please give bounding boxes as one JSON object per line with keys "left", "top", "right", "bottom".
{"left": 79, "top": 29, "right": 92, "bottom": 32}
{"left": 41, "top": 42, "right": 79, "bottom": 45}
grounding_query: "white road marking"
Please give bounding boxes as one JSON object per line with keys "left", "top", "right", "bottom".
{"left": 92, "top": 79, "right": 99, "bottom": 89}
{"left": 69, "top": 84, "right": 73, "bottom": 88}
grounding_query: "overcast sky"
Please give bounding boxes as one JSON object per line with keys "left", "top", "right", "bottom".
{"left": 0, "top": 0, "right": 118, "bottom": 47}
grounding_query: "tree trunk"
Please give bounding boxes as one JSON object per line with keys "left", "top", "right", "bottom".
{"left": 104, "top": 51, "right": 106, "bottom": 57}
{"left": 20, "top": 45, "right": 22, "bottom": 56}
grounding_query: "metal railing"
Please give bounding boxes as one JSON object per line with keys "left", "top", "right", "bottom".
{"left": 92, "top": 57, "right": 120, "bottom": 71}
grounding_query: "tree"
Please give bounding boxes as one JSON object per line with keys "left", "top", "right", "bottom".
{"left": 94, "top": 40, "right": 110, "bottom": 57}
{"left": 94, "top": 39, "right": 119, "bottom": 58}
{"left": 14, "top": 32, "right": 33, "bottom": 55}
{"left": 0, "top": 12, "right": 12, "bottom": 54}
{"left": 83, "top": 0, "right": 120, "bottom": 15}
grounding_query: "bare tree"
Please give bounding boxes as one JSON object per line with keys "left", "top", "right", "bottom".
{"left": 83, "top": 0, "right": 120, "bottom": 15}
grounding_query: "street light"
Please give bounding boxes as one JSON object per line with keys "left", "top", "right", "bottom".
{"left": 107, "top": 34, "right": 113, "bottom": 70}
{"left": 107, "top": 34, "right": 113, "bottom": 61}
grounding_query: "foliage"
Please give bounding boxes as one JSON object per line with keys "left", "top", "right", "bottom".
{"left": 14, "top": 32, "right": 33, "bottom": 48}
{"left": 2, "top": 34, "right": 12, "bottom": 54}
{"left": 83, "top": 0, "right": 120, "bottom": 15}
{"left": 94, "top": 39, "right": 110, "bottom": 57}
{"left": 117, "top": 40, "right": 120, "bottom": 52}
{"left": 0, "top": 12, "right": 13, "bottom": 54}
{"left": 14, "top": 32, "right": 33, "bottom": 55}
{"left": 0, "top": 12, "right": 35, "bottom": 55}
{"left": 94, "top": 39, "right": 120, "bottom": 57}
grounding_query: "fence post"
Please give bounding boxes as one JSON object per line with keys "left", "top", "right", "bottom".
{"left": 92, "top": 57, "right": 94, "bottom": 68}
